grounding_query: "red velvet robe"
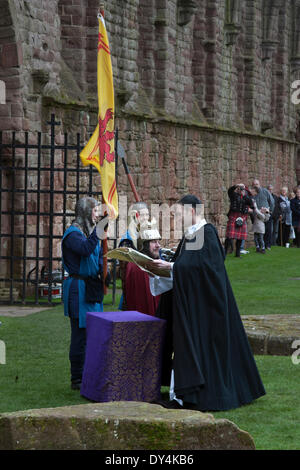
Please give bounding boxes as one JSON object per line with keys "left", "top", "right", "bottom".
{"left": 125, "top": 262, "right": 160, "bottom": 316}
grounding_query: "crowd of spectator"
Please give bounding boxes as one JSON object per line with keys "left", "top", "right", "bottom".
{"left": 224, "top": 178, "right": 300, "bottom": 257}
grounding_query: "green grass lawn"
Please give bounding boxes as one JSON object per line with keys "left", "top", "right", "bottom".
{"left": 215, "top": 355, "right": 300, "bottom": 450}
{"left": 0, "top": 296, "right": 120, "bottom": 414}
{"left": 0, "top": 248, "right": 300, "bottom": 449}
{"left": 225, "top": 245, "right": 300, "bottom": 315}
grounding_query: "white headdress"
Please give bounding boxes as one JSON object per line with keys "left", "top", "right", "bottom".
{"left": 138, "top": 218, "right": 161, "bottom": 241}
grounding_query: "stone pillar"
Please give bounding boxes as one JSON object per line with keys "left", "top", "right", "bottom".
{"left": 224, "top": 0, "right": 241, "bottom": 46}
{"left": 192, "top": 3, "right": 207, "bottom": 118}
{"left": 154, "top": 0, "right": 169, "bottom": 111}
{"left": 290, "top": 0, "right": 300, "bottom": 72}
{"left": 177, "top": 0, "right": 197, "bottom": 26}
{"left": 202, "top": 0, "right": 219, "bottom": 122}
{"left": 296, "top": 149, "right": 300, "bottom": 184}
{"left": 137, "top": 0, "right": 156, "bottom": 105}
{"left": 261, "top": 0, "right": 280, "bottom": 61}
{"left": 0, "top": 81, "right": 5, "bottom": 104}
{"left": 58, "top": 0, "right": 87, "bottom": 95}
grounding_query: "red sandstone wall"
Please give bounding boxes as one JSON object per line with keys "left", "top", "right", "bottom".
{"left": 114, "top": 116, "right": 297, "bottom": 240}
{"left": 0, "top": 0, "right": 299, "bottom": 285}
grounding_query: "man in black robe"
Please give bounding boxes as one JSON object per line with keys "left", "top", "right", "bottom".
{"left": 149, "top": 194, "right": 266, "bottom": 411}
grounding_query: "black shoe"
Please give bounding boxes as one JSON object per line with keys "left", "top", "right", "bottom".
{"left": 165, "top": 400, "right": 184, "bottom": 409}
{"left": 71, "top": 381, "right": 82, "bottom": 390}
{"left": 154, "top": 399, "right": 183, "bottom": 409}
{"left": 182, "top": 401, "right": 199, "bottom": 411}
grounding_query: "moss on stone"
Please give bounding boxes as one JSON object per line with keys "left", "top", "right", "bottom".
{"left": 0, "top": 402, "right": 256, "bottom": 450}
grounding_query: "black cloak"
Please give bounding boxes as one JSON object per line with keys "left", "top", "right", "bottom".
{"left": 157, "top": 223, "right": 266, "bottom": 411}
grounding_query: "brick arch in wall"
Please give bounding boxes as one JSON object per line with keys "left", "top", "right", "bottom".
{"left": 0, "top": 0, "right": 23, "bottom": 132}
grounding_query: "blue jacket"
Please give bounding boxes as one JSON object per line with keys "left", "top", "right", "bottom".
{"left": 62, "top": 226, "right": 103, "bottom": 328}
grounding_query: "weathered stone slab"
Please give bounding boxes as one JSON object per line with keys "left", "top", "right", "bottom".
{"left": 242, "top": 314, "right": 300, "bottom": 356}
{"left": 0, "top": 401, "right": 255, "bottom": 450}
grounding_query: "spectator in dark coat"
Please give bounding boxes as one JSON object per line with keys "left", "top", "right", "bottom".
{"left": 267, "top": 184, "right": 281, "bottom": 246}
{"left": 290, "top": 188, "right": 300, "bottom": 248}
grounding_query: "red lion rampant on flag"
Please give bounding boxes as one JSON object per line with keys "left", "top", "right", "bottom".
{"left": 99, "top": 108, "right": 115, "bottom": 166}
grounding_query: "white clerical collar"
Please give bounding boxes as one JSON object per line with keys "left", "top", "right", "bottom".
{"left": 185, "top": 218, "right": 207, "bottom": 239}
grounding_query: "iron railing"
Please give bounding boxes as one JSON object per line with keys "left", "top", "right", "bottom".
{"left": 0, "top": 114, "right": 117, "bottom": 305}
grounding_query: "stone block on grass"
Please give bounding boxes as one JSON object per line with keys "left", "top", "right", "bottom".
{"left": 0, "top": 401, "right": 255, "bottom": 450}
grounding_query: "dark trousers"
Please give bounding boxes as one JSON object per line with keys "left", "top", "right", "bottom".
{"left": 254, "top": 233, "right": 265, "bottom": 250}
{"left": 69, "top": 317, "right": 86, "bottom": 384}
{"left": 278, "top": 222, "right": 291, "bottom": 246}
{"left": 272, "top": 219, "right": 279, "bottom": 245}
{"left": 224, "top": 238, "right": 242, "bottom": 257}
{"left": 264, "top": 219, "right": 273, "bottom": 248}
{"left": 295, "top": 228, "right": 300, "bottom": 248}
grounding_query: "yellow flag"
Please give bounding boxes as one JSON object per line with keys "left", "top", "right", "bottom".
{"left": 80, "top": 14, "right": 118, "bottom": 219}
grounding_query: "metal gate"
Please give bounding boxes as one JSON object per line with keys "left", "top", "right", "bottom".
{"left": 0, "top": 114, "right": 110, "bottom": 305}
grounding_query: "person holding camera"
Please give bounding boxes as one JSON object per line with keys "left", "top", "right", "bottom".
{"left": 224, "top": 184, "right": 254, "bottom": 258}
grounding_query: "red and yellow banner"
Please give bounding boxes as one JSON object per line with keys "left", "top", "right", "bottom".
{"left": 80, "top": 14, "right": 118, "bottom": 219}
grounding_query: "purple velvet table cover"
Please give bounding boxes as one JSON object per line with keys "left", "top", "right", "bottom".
{"left": 80, "top": 311, "right": 166, "bottom": 403}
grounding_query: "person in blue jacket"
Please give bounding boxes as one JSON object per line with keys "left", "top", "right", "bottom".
{"left": 62, "top": 197, "right": 108, "bottom": 390}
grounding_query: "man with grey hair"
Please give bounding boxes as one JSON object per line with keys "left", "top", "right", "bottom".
{"left": 252, "top": 179, "right": 274, "bottom": 250}
{"left": 252, "top": 179, "right": 274, "bottom": 211}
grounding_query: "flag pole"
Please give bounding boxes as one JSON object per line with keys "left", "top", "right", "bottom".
{"left": 122, "top": 156, "right": 140, "bottom": 202}
{"left": 99, "top": 2, "right": 108, "bottom": 295}
{"left": 80, "top": 2, "right": 118, "bottom": 296}
{"left": 117, "top": 140, "right": 141, "bottom": 202}
{"left": 99, "top": 2, "right": 104, "bottom": 17}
